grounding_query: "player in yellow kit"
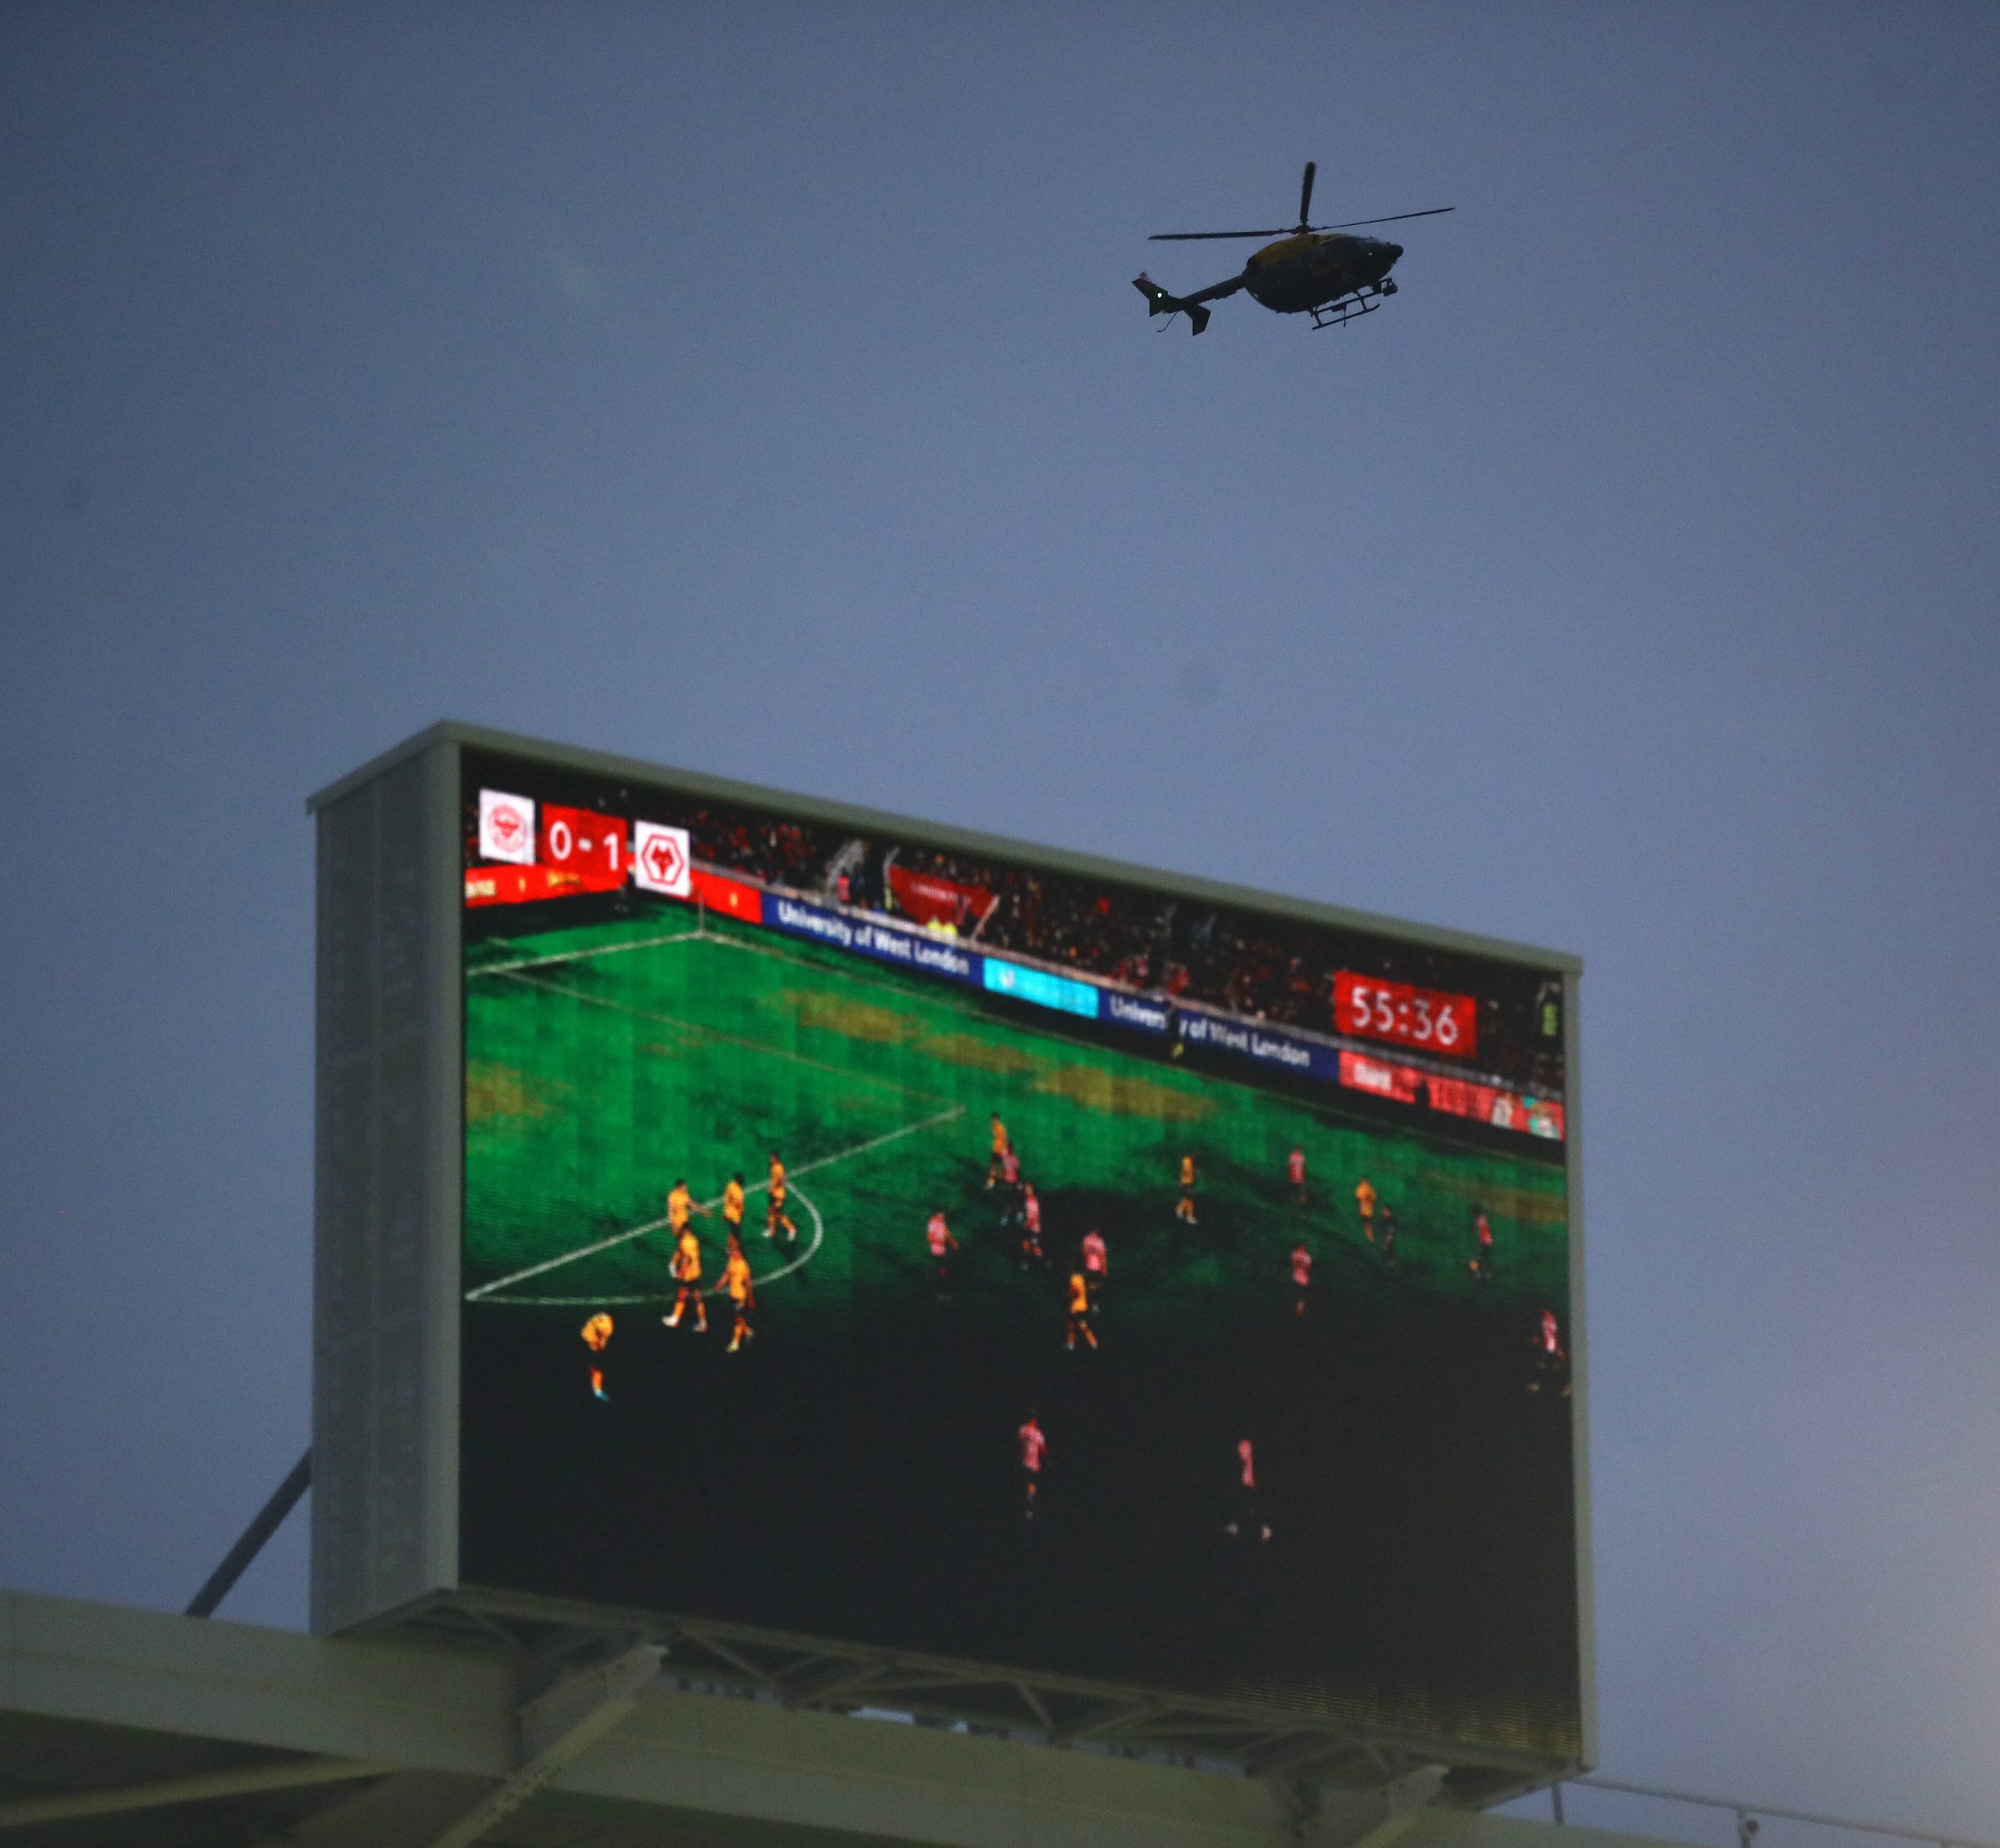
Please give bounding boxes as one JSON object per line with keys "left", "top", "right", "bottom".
{"left": 985, "top": 1112, "right": 1009, "bottom": 1187}
{"left": 721, "top": 1172, "right": 748, "bottom": 1246}
{"left": 1065, "top": 1271, "right": 1098, "bottom": 1350}
{"left": 1355, "top": 1175, "right": 1377, "bottom": 1243}
{"left": 664, "top": 1217, "right": 707, "bottom": 1333}
{"left": 766, "top": 1151, "right": 798, "bottom": 1241}
{"left": 1175, "top": 1152, "right": 1198, "bottom": 1225}
{"left": 659, "top": 1176, "right": 712, "bottom": 1331}
{"left": 666, "top": 1176, "right": 711, "bottom": 1240}
{"left": 721, "top": 1246, "right": 755, "bottom": 1354}
{"left": 580, "top": 1312, "right": 613, "bottom": 1400}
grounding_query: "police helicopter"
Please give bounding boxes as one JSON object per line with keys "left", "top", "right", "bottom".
{"left": 1133, "top": 161, "right": 1452, "bottom": 335}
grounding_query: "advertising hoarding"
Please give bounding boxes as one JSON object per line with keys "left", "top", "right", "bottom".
{"left": 312, "top": 724, "right": 1589, "bottom": 1792}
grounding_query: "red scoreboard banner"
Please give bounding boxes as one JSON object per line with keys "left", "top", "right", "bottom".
{"left": 538, "top": 804, "right": 627, "bottom": 891}
{"left": 1333, "top": 971, "right": 1478, "bottom": 1058}
{"left": 466, "top": 863, "right": 616, "bottom": 908}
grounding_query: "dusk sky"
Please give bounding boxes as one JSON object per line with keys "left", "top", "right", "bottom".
{"left": 2, "top": 7, "right": 1995, "bottom": 1840}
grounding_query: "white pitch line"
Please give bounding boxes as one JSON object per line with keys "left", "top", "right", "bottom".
{"left": 464, "top": 1102, "right": 964, "bottom": 1304}
{"left": 465, "top": 1211, "right": 670, "bottom": 1299}
{"left": 782, "top": 1102, "right": 965, "bottom": 1186}
{"left": 466, "top": 926, "right": 705, "bottom": 979}
{"left": 738, "top": 1181, "right": 825, "bottom": 1293}
{"left": 488, "top": 1182, "right": 827, "bottom": 1308}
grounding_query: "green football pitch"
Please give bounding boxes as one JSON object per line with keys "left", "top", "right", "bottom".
{"left": 462, "top": 912, "right": 1568, "bottom": 1332}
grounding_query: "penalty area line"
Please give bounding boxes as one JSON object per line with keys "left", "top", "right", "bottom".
{"left": 463, "top": 1101, "right": 965, "bottom": 1304}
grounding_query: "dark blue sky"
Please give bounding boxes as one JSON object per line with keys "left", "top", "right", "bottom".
{"left": 2, "top": 6, "right": 1995, "bottom": 1836}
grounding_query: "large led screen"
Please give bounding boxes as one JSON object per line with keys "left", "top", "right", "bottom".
{"left": 458, "top": 744, "right": 1582, "bottom": 1758}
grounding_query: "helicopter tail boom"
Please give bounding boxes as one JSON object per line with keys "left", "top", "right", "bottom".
{"left": 1132, "top": 273, "right": 1211, "bottom": 336}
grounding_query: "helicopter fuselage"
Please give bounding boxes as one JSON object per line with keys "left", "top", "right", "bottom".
{"left": 1240, "top": 231, "right": 1402, "bottom": 314}
{"left": 1135, "top": 162, "right": 1448, "bottom": 335}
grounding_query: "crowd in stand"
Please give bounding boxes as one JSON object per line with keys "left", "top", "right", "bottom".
{"left": 684, "top": 809, "right": 824, "bottom": 890}
{"left": 680, "top": 804, "right": 1558, "bottom": 1088}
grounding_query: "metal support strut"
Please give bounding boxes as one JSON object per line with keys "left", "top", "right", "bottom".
{"left": 187, "top": 1448, "right": 313, "bottom": 1618}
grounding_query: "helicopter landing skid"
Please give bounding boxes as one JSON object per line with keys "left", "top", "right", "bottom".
{"left": 1309, "top": 280, "right": 1396, "bottom": 330}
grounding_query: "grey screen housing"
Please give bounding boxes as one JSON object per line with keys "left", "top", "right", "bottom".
{"left": 310, "top": 738, "right": 462, "bottom": 1634}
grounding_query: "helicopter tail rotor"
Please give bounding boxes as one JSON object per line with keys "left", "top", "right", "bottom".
{"left": 1132, "top": 272, "right": 1211, "bottom": 335}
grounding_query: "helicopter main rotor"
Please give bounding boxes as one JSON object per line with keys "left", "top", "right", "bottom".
{"left": 1149, "top": 159, "right": 1454, "bottom": 242}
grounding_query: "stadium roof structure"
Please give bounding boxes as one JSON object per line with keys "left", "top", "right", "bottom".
{"left": 0, "top": 1586, "right": 1677, "bottom": 1848}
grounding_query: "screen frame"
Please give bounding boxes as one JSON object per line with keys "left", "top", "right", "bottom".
{"left": 308, "top": 718, "right": 1593, "bottom": 1789}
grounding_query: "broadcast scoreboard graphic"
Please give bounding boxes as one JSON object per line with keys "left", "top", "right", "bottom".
{"left": 438, "top": 737, "right": 1585, "bottom": 1762}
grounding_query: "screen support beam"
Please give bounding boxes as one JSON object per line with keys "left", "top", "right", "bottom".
{"left": 423, "top": 1642, "right": 662, "bottom": 1848}
{"left": 780, "top": 1657, "right": 895, "bottom": 1710}
{"left": 1049, "top": 1699, "right": 1167, "bottom": 1746}
{"left": 1248, "top": 1735, "right": 1357, "bottom": 1783}
{"left": 372, "top": 1591, "right": 1562, "bottom": 1806}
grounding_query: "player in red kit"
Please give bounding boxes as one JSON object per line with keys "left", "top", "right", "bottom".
{"left": 1287, "top": 1144, "right": 1307, "bottom": 1208}
{"left": 1225, "top": 1437, "right": 1270, "bottom": 1540}
{"left": 926, "top": 1211, "right": 959, "bottom": 1298}
{"left": 998, "top": 1143, "right": 1022, "bottom": 1211}
{"left": 1290, "top": 1241, "right": 1312, "bottom": 1319}
{"left": 1470, "top": 1208, "right": 1495, "bottom": 1279}
{"left": 1080, "top": 1227, "right": 1107, "bottom": 1300}
{"left": 1019, "top": 1184, "right": 1046, "bottom": 1270}
{"left": 1018, "top": 1411, "right": 1047, "bottom": 1519}
{"left": 1530, "top": 1307, "right": 1570, "bottom": 1395}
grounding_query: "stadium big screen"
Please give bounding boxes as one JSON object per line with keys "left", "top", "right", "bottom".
{"left": 458, "top": 740, "right": 1584, "bottom": 1759}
